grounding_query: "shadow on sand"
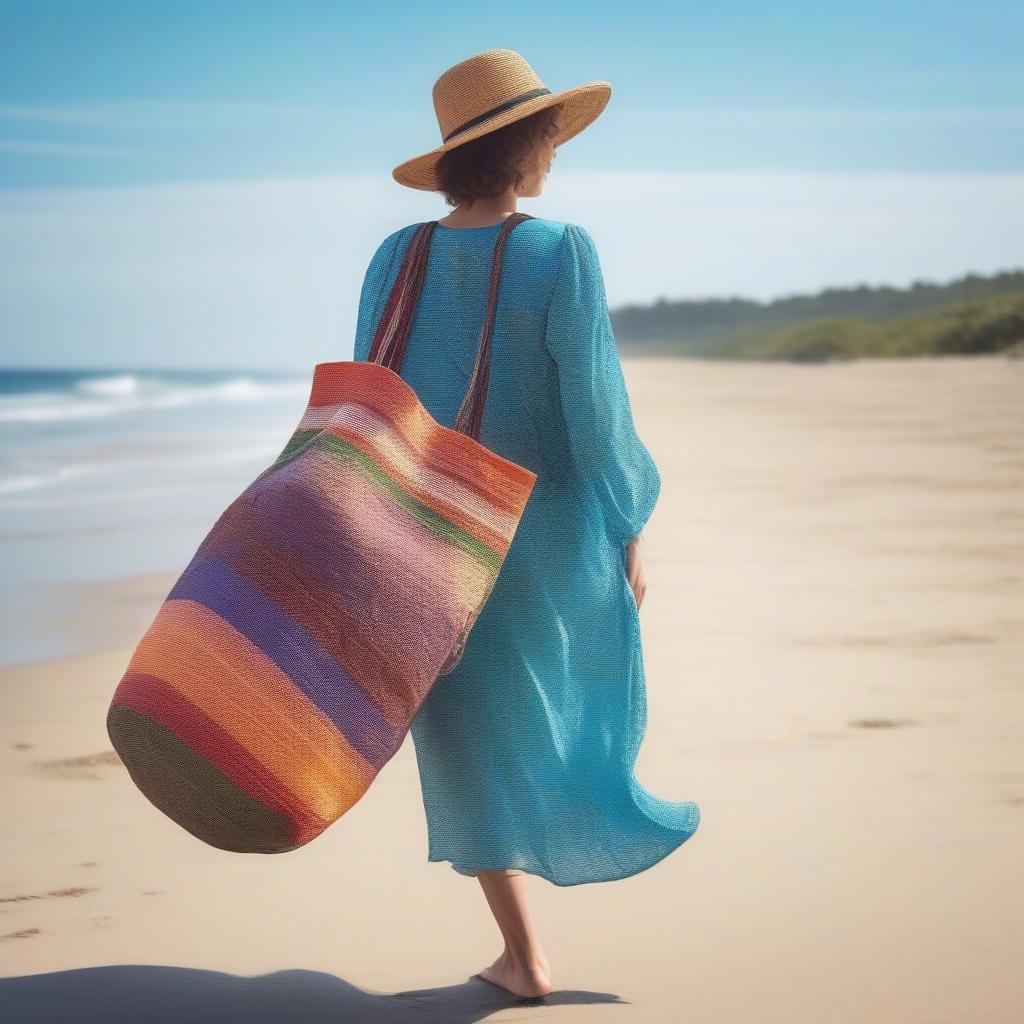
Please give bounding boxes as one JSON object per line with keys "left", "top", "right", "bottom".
{"left": 0, "top": 964, "right": 628, "bottom": 1023}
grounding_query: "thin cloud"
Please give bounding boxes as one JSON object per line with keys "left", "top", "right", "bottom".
{"left": 5, "top": 100, "right": 1021, "bottom": 130}
{"left": 0, "top": 100, "right": 355, "bottom": 128}
{"left": 0, "top": 104, "right": 129, "bottom": 127}
{"left": 0, "top": 140, "right": 145, "bottom": 159}
{"left": 622, "top": 105, "right": 1024, "bottom": 126}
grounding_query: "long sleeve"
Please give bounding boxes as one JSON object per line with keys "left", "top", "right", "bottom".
{"left": 542, "top": 223, "right": 662, "bottom": 546}
{"left": 352, "top": 228, "right": 409, "bottom": 362}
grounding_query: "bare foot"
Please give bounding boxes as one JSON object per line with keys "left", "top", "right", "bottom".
{"left": 477, "top": 948, "right": 552, "bottom": 998}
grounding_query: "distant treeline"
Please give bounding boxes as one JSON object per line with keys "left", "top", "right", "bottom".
{"left": 611, "top": 268, "right": 1024, "bottom": 361}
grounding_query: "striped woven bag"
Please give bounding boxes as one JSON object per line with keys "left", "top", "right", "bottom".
{"left": 106, "top": 213, "right": 538, "bottom": 853}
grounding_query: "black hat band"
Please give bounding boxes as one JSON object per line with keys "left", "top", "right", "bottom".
{"left": 442, "top": 87, "right": 552, "bottom": 143}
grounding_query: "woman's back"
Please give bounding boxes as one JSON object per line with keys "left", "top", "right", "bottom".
{"left": 352, "top": 213, "right": 700, "bottom": 887}
{"left": 355, "top": 216, "right": 658, "bottom": 525}
{"left": 354, "top": 215, "right": 565, "bottom": 485}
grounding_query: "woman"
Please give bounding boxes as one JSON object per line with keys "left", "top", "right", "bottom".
{"left": 354, "top": 49, "right": 700, "bottom": 999}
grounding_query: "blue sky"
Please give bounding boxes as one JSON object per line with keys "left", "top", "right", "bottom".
{"left": 2, "top": 1, "right": 1022, "bottom": 369}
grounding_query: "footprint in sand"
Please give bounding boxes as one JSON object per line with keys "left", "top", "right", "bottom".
{"left": 1, "top": 928, "right": 41, "bottom": 941}
{"left": 0, "top": 887, "right": 97, "bottom": 904}
{"left": 848, "top": 717, "right": 917, "bottom": 729}
{"left": 34, "top": 750, "right": 123, "bottom": 781}
{"left": 797, "top": 631, "right": 994, "bottom": 648}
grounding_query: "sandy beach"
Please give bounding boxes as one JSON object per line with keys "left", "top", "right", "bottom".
{"left": 2, "top": 354, "right": 1022, "bottom": 1023}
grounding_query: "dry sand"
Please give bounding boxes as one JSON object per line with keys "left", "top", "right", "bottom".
{"left": 2, "top": 355, "right": 1022, "bottom": 1023}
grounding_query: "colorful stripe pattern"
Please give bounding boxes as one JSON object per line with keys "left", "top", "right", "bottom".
{"left": 107, "top": 216, "right": 537, "bottom": 853}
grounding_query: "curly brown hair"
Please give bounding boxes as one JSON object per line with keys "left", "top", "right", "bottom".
{"left": 435, "top": 103, "right": 564, "bottom": 207}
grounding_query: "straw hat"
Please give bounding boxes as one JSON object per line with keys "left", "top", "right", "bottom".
{"left": 392, "top": 48, "right": 611, "bottom": 191}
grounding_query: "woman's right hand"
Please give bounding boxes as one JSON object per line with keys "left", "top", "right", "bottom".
{"left": 624, "top": 533, "right": 648, "bottom": 609}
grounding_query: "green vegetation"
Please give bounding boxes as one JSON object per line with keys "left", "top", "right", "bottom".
{"left": 612, "top": 269, "right": 1024, "bottom": 361}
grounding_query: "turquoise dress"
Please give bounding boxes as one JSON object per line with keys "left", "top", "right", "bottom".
{"left": 353, "top": 215, "right": 700, "bottom": 886}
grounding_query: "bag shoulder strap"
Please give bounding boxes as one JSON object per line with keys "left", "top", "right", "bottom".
{"left": 367, "top": 212, "right": 534, "bottom": 442}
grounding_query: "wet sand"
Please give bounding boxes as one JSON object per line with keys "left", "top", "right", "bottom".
{"left": 2, "top": 355, "right": 1022, "bottom": 1023}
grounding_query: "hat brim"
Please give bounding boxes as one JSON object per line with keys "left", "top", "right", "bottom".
{"left": 391, "top": 80, "right": 612, "bottom": 191}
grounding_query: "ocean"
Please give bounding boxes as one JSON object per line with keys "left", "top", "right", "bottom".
{"left": 0, "top": 366, "right": 312, "bottom": 667}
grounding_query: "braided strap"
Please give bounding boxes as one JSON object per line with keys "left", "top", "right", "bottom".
{"left": 452, "top": 212, "right": 532, "bottom": 440}
{"left": 367, "top": 212, "right": 534, "bottom": 442}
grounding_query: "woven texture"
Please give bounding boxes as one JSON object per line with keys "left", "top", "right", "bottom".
{"left": 355, "top": 215, "right": 701, "bottom": 886}
{"left": 105, "top": 217, "right": 536, "bottom": 854}
{"left": 392, "top": 48, "right": 611, "bottom": 191}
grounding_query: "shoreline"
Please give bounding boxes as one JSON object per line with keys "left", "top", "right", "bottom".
{"left": 0, "top": 572, "right": 179, "bottom": 671}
